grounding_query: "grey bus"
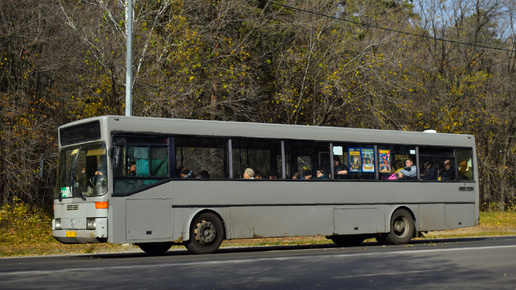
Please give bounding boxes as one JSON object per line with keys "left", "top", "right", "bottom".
{"left": 53, "top": 116, "right": 479, "bottom": 254}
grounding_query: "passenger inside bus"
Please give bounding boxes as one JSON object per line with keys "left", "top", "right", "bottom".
{"left": 128, "top": 161, "right": 137, "bottom": 176}
{"left": 243, "top": 168, "right": 255, "bottom": 179}
{"left": 269, "top": 170, "right": 280, "bottom": 179}
{"left": 197, "top": 170, "right": 211, "bottom": 179}
{"left": 179, "top": 166, "right": 195, "bottom": 179}
{"left": 303, "top": 170, "right": 313, "bottom": 180}
{"left": 420, "top": 160, "right": 438, "bottom": 180}
{"left": 459, "top": 160, "right": 473, "bottom": 180}
{"left": 397, "top": 158, "right": 417, "bottom": 180}
{"left": 316, "top": 170, "right": 329, "bottom": 179}
{"left": 333, "top": 157, "right": 348, "bottom": 179}
{"left": 440, "top": 160, "right": 456, "bottom": 181}
{"left": 433, "top": 161, "right": 441, "bottom": 176}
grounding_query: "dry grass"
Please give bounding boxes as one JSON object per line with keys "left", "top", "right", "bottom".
{"left": 424, "top": 211, "right": 516, "bottom": 239}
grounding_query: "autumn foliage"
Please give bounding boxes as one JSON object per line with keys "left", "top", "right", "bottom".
{"left": 0, "top": 0, "right": 515, "bottom": 211}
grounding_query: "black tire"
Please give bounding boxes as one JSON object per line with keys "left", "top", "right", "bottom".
{"left": 185, "top": 212, "right": 224, "bottom": 254}
{"left": 138, "top": 242, "right": 172, "bottom": 255}
{"left": 330, "top": 235, "right": 364, "bottom": 247}
{"left": 385, "top": 208, "right": 415, "bottom": 245}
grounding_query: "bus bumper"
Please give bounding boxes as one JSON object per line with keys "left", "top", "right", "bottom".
{"left": 53, "top": 218, "right": 108, "bottom": 244}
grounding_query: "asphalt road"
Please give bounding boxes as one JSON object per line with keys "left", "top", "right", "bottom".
{"left": 1, "top": 236, "right": 516, "bottom": 289}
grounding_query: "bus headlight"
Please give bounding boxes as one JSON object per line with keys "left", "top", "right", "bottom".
{"left": 87, "top": 218, "right": 96, "bottom": 230}
{"left": 55, "top": 218, "right": 62, "bottom": 230}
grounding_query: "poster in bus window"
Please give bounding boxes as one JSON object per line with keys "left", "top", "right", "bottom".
{"left": 348, "top": 148, "right": 362, "bottom": 172}
{"left": 379, "top": 150, "right": 391, "bottom": 173}
{"left": 361, "top": 148, "right": 375, "bottom": 172}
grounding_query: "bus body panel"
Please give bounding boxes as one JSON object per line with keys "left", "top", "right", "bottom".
{"left": 444, "top": 203, "right": 477, "bottom": 229}
{"left": 125, "top": 198, "right": 172, "bottom": 241}
{"left": 105, "top": 179, "right": 477, "bottom": 244}
{"left": 418, "top": 204, "right": 445, "bottom": 230}
{"left": 228, "top": 205, "right": 334, "bottom": 238}
{"left": 334, "top": 206, "right": 381, "bottom": 234}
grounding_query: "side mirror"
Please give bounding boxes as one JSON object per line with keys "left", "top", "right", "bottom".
{"left": 39, "top": 153, "right": 59, "bottom": 178}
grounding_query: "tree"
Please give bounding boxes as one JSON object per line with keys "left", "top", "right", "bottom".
{"left": 0, "top": 0, "right": 71, "bottom": 207}
{"left": 417, "top": 0, "right": 516, "bottom": 210}
{"left": 0, "top": 0, "right": 515, "bottom": 211}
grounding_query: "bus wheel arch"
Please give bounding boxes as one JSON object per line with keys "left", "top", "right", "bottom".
{"left": 184, "top": 210, "right": 225, "bottom": 254}
{"left": 380, "top": 207, "right": 416, "bottom": 245}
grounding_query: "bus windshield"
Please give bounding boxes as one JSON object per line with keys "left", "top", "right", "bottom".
{"left": 55, "top": 144, "right": 108, "bottom": 199}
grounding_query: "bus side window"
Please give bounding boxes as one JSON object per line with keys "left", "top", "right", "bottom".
{"left": 112, "top": 135, "right": 170, "bottom": 194}
{"left": 285, "top": 141, "right": 330, "bottom": 180}
{"left": 333, "top": 144, "right": 376, "bottom": 180}
{"left": 232, "top": 138, "right": 282, "bottom": 179}
{"left": 419, "top": 147, "right": 457, "bottom": 182}
{"left": 175, "top": 137, "right": 228, "bottom": 179}
{"left": 377, "top": 145, "right": 416, "bottom": 181}
{"left": 457, "top": 149, "right": 474, "bottom": 181}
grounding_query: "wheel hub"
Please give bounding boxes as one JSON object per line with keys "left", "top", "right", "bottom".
{"left": 393, "top": 217, "right": 407, "bottom": 236}
{"left": 195, "top": 220, "right": 216, "bottom": 244}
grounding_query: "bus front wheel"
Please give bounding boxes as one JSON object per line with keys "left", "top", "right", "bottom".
{"left": 385, "top": 208, "right": 415, "bottom": 245}
{"left": 185, "top": 212, "right": 224, "bottom": 254}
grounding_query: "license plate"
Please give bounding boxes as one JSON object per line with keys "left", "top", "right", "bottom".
{"left": 65, "top": 231, "right": 77, "bottom": 237}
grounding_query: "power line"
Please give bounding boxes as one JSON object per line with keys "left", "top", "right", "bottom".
{"left": 268, "top": 1, "right": 516, "bottom": 53}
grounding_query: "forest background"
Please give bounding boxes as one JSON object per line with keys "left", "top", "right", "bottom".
{"left": 1, "top": 0, "right": 515, "bottom": 215}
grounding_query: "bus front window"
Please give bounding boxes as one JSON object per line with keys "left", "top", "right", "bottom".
{"left": 56, "top": 144, "right": 108, "bottom": 199}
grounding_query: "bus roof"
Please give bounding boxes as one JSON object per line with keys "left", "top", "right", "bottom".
{"left": 60, "top": 115, "right": 475, "bottom": 148}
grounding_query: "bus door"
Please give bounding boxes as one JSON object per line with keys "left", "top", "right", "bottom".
{"left": 111, "top": 135, "right": 172, "bottom": 242}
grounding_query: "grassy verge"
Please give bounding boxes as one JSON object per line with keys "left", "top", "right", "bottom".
{"left": 1, "top": 207, "right": 515, "bottom": 257}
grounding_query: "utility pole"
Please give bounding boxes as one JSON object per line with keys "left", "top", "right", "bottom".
{"left": 125, "top": 0, "right": 133, "bottom": 116}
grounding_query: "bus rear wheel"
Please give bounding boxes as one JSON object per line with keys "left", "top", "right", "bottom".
{"left": 330, "top": 235, "right": 364, "bottom": 247}
{"left": 385, "top": 208, "right": 415, "bottom": 245}
{"left": 185, "top": 212, "right": 224, "bottom": 254}
{"left": 137, "top": 242, "right": 172, "bottom": 255}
